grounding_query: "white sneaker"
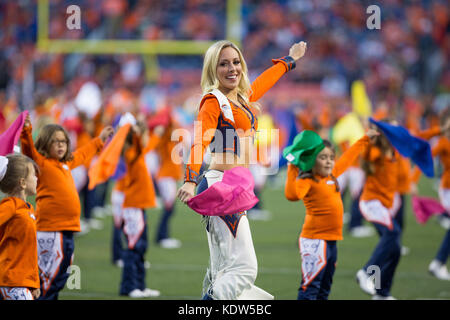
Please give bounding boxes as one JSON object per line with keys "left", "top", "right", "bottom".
{"left": 429, "top": 260, "right": 450, "bottom": 280}
{"left": 115, "top": 259, "right": 124, "bottom": 268}
{"left": 343, "top": 212, "right": 351, "bottom": 225}
{"left": 401, "top": 246, "right": 410, "bottom": 256}
{"left": 159, "top": 238, "right": 182, "bottom": 249}
{"left": 438, "top": 216, "right": 450, "bottom": 230}
{"left": 356, "top": 269, "right": 376, "bottom": 295}
{"left": 350, "top": 226, "right": 375, "bottom": 238}
{"left": 247, "top": 209, "right": 272, "bottom": 221}
{"left": 372, "top": 295, "right": 396, "bottom": 300}
{"left": 128, "top": 289, "right": 146, "bottom": 298}
{"left": 88, "top": 218, "right": 103, "bottom": 230}
{"left": 92, "top": 206, "right": 106, "bottom": 218}
{"left": 79, "top": 220, "right": 90, "bottom": 235}
{"left": 141, "top": 288, "right": 161, "bottom": 298}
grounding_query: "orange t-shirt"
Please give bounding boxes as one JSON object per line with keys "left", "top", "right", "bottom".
{"left": 0, "top": 197, "right": 39, "bottom": 288}
{"left": 433, "top": 136, "right": 450, "bottom": 188}
{"left": 285, "top": 135, "right": 370, "bottom": 240}
{"left": 20, "top": 125, "right": 104, "bottom": 232}
{"left": 122, "top": 135, "right": 157, "bottom": 209}
{"left": 185, "top": 59, "right": 292, "bottom": 183}
{"left": 396, "top": 156, "right": 411, "bottom": 194}
{"left": 360, "top": 146, "right": 399, "bottom": 208}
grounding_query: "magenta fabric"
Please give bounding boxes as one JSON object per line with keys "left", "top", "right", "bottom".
{"left": 412, "top": 195, "right": 446, "bottom": 224}
{"left": 0, "top": 111, "right": 28, "bottom": 156}
{"left": 187, "top": 166, "right": 259, "bottom": 216}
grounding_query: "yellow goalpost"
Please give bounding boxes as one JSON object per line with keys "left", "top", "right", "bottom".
{"left": 37, "top": 0, "right": 242, "bottom": 80}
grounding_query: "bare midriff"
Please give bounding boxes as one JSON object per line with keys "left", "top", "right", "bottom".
{"left": 209, "top": 136, "right": 254, "bottom": 171}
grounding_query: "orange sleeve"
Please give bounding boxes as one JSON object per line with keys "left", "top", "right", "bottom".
{"left": 333, "top": 135, "right": 370, "bottom": 177}
{"left": 416, "top": 126, "right": 441, "bottom": 140}
{"left": 184, "top": 98, "right": 221, "bottom": 183}
{"left": 69, "top": 137, "right": 104, "bottom": 169}
{"left": 20, "top": 125, "right": 45, "bottom": 166}
{"left": 432, "top": 137, "right": 445, "bottom": 158}
{"left": 249, "top": 58, "right": 292, "bottom": 102}
{"left": 284, "top": 164, "right": 311, "bottom": 201}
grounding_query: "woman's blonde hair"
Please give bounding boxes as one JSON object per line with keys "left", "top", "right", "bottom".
{"left": 200, "top": 40, "right": 257, "bottom": 110}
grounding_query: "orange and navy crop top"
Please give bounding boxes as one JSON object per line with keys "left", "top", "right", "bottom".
{"left": 185, "top": 56, "right": 296, "bottom": 184}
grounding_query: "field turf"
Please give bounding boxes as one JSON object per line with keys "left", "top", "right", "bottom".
{"left": 57, "top": 170, "right": 450, "bottom": 300}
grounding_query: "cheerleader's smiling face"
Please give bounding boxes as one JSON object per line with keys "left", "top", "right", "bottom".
{"left": 217, "top": 46, "right": 242, "bottom": 93}
{"left": 312, "top": 147, "right": 335, "bottom": 177}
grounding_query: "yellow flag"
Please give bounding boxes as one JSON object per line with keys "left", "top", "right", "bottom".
{"left": 351, "top": 80, "right": 372, "bottom": 117}
{"left": 332, "top": 112, "right": 365, "bottom": 145}
{"left": 256, "top": 113, "right": 275, "bottom": 146}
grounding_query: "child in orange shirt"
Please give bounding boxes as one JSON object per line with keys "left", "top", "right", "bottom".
{"left": 284, "top": 129, "right": 377, "bottom": 300}
{"left": 356, "top": 121, "right": 403, "bottom": 300}
{"left": 152, "top": 122, "right": 183, "bottom": 249}
{"left": 418, "top": 114, "right": 450, "bottom": 280}
{"left": 20, "top": 115, "right": 114, "bottom": 300}
{"left": 0, "top": 154, "right": 40, "bottom": 300}
{"left": 119, "top": 122, "right": 160, "bottom": 298}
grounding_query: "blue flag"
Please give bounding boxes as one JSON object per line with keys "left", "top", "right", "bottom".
{"left": 369, "top": 118, "right": 434, "bottom": 177}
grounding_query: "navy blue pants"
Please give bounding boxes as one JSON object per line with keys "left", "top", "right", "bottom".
{"left": 297, "top": 241, "right": 337, "bottom": 300}
{"left": 394, "top": 194, "right": 406, "bottom": 231}
{"left": 156, "top": 205, "right": 175, "bottom": 242}
{"left": 38, "top": 231, "right": 74, "bottom": 300}
{"left": 80, "top": 178, "right": 108, "bottom": 220}
{"left": 363, "top": 220, "right": 401, "bottom": 297}
{"left": 435, "top": 229, "right": 450, "bottom": 264}
{"left": 119, "top": 212, "right": 148, "bottom": 295}
{"left": 349, "top": 193, "right": 363, "bottom": 230}
{"left": 112, "top": 223, "right": 123, "bottom": 263}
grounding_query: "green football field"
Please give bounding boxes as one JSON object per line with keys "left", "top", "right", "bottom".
{"left": 58, "top": 170, "right": 450, "bottom": 300}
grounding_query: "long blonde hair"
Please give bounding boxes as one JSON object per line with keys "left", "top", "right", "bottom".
{"left": 200, "top": 40, "right": 256, "bottom": 109}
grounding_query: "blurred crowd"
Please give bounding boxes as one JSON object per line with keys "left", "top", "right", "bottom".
{"left": 0, "top": 0, "right": 449, "bottom": 136}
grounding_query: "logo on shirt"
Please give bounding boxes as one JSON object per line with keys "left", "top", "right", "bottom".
{"left": 29, "top": 212, "right": 36, "bottom": 220}
{"left": 326, "top": 180, "right": 335, "bottom": 185}
{"left": 62, "top": 164, "right": 69, "bottom": 170}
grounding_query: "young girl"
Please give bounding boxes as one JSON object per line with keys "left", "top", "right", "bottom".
{"left": 284, "top": 129, "right": 378, "bottom": 300}
{"left": 119, "top": 121, "right": 161, "bottom": 298}
{"left": 421, "top": 114, "right": 450, "bottom": 280}
{"left": 152, "top": 121, "right": 183, "bottom": 249}
{"left": 356, "top": 121, "right": 402, "bottom": 300}
{"left": 20, "top": 115, "right": 113, "bottom": 300}
{"left": 0, "top": 154, "right": 40, "bottom": 300}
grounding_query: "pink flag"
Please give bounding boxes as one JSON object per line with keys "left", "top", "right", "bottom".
{"left": 187, "top": 166, "right": 259, "bottom": 216}
{"left": 0, "top": 111, "right": 28, "bottom": 156}
{"left": 412, "top": 195, "right": 446, "bottom": 225}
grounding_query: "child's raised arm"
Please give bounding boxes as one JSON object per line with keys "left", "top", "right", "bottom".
{"left": 20, "top": 115, "right": 45, "bottom": 166}
{"left": 332, "top": 128, "right": 379, "bottom": 177}
{"left": 70, "top": 126, "right": 114, "bottom": 169}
